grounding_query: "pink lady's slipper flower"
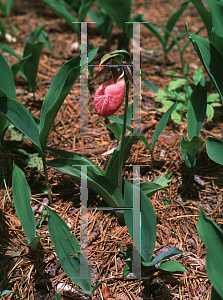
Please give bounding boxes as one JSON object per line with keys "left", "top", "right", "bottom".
{"left": 94, "top": 77, "right": 125, "bottom": 118}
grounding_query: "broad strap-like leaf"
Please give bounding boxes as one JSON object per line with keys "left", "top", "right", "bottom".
{"left": 46, "top": 206, "right": 91, "bottom": 291}
{"left": 124, "top": 179, "right": 156, "bottom": 262}
{"left": 47, "top": 158, "right": 120, "bottom": 208}
{"left": 143, "top": 247, "right": 183, "bottom": 266}
{"left": 11, "top": 54, "right": 32, "bottom": 78}
{"left": 27, "top": 24, "right": 47, "bottom": 44}
{"left": 181, "top": 136, "right": 205, "bottom": 163}
{"left": 198, "top": 206, "right": 223, "bottom": 297}
{"left": 0, "top": 51, "right": 16, "bottom": 99}
{"left": 47, "top": 147, "right": 104, "bottom": 175}
{"left": 39, "top": 47, "right": 98, "bottom": 153}
{"left": 164, "top": 1, "right": 189, "bottom": 44}
{"left": 23, "top": 42, "right": 44, "bottom": 91}
{"left": 187, "top": 76, "right": 207, "bottom": 140}
{"left": 206, "top": 137, "right": 223, "bottom": 165}
{"left": 12, "top": 163, "right": 36, "bottom": 243}
{"left": 42, "top": 0, "right": 79, "bottom": 33}
{"left": 189, "top": 32, "right": 223, "bottom": 102}
{"left": 0, "top": 51, "right": 16, "bottom": 137}
{"left": 78, "top": 0, "right": 94, "bottom": 22}
{"left": 151, "top": 101, "right": 177, "bottom": 151}
{"left": 105, "top": 134, "right": 137, "bottom": 186}
{"left": 140, "top": 182, "right": 165, "bottom": 198}
{"left": 205, "top": 0, "right": 223, "bottom": 37}
{"left": 158, "top": 260, "right": 187, "bottom": 272}
{"left": 97, "top": 0, "right": 131, "bottom": 32}
{"left": 190, "top": 0, "right": 212, "bottom": 37}
{"left": 0, "top": 89, "right": 42, "bottom": 155}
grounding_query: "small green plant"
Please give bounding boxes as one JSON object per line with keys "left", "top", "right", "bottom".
{"left": 123, "top": 179, "right": 186, "bottom": 273}
{"left": 180, "top": 76, "right": 207, "bottom": 181}
{"left": 138, "top": 2, "right": 205, "bottom": 67}
{"left": 145, "top": 65, "right": 220, "bottom": 123}
{"left": 0, "top": 24, "right": 52, "bottom": 92}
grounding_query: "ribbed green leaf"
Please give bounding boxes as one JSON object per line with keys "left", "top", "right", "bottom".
{"left": 189, "top": 33, "right": 223, "bottom": 102}
{"left": 47, "top": 158, "right": 120, "bottom": 208}
{"left": 0, "top": 51, "right": 16, "bottom": 137}
{"left": 12, "top": 163, "right": 36, "bottom": 243}
{"left": 190, "top": 0, "right": 212, "bottom": 37}
{"left": 205, "top": 0, "right": 223, "bottom": 37}
{"left": 46, "top": 206, "right": 91, "bottom": 291}
{"left": 207, "top": 137, "right": 223, "bottom": 165}
{"left": 143, "top": 247, "right": 183, "bottom": 266}
{"left": 23, "top": 41, "right": 44, "bottom": 91}
{"left": 105, "top": 134, "right": 137, "bottom": 186}
{"left": 97, "top": 0, "right": 131, "bottom": 32}
{"left": 198, "top": 207, "right": 223, "bottom": 297}
{"left": 159, "top": 260, "right": 187, "bottom": 272}
{"left": 0, "top": 89, "right": 42, "bottom": 155}
{"left": 42, "top": 0, "right": 79, "bottom": 33}
{"left": 151, "top": 101, "right": 177, "bottom": 150}
{"left": 187, "top": 76, "right": 207, "bottom": 140}
{"left": 39, "top": 47, "right": 98, "bottom": 153}
{"left": 164, "top": 1, "right": 189, "bottom": 44}
{"left": 124, "top": 179, "right": 156, "bottom": 262}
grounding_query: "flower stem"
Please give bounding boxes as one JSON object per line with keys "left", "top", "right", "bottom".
{"left": 118, "top": 78, "right": 129, "bottom": 207}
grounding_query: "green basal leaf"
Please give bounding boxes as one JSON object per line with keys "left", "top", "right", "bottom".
{"left": 97, "top": 0, "right": 131, "bottom": 32}
{"left": 181, "top": 136, "right": 205, "bottom": 162}
{"left": 47, "top": 158, "right": 120, "bottom": 208}
{"left": 0, "top": 43, "right": 21, "bottom": 60}
{"left": 27, "top": 24, "right": 47, "bottom": 44}
{"left": 0, "top": 51, "right": 16, "bottom": 99}
{"left": 198, "top": 206, "right": 223, "bottom": 297}
{"left": 190, "top": 0, "right": 212, "bottom": 37}
{"left": 124, "top": 179, "right": 156, "bottom": 262}
{"left": 151, "top": 101, "right": 177, "bottom": 151}
{"left": 158, "top": 260, "right": 187, "bottom": 272}
{"left": 78, "top": 0, "right": 94, "bottom": 22}
{"left": 205, "top": 0, "right": 223, "bottom": 37}
{"left": 143, "top": 247, "right": 183, "bottom": 266}
{"left": 187, "top": 75, "right": 207, "bottom": 140}
{"left": 164, "top": 1, "right": 189, "bottom": 44}
{"left": 12, "top": 163, "right": 36, "bottom": 243}
{"left": 180, "top": 136, "right": 196, "bottom": 175}
{"left": 139, "top": 182, "right": 164, "bottom": 198}
{"left": 0, "top": 89, "right": 42, "bottom": 155}
{"left": 42, "top": 0, "right": 79, "bottom": 33}
{"left": 39, "top": 47, "right": 98, "bottom": 153}
{"left": 105, "top": 133, "right": 137, "bottom": 186}
{"left": 46, "top": 206, "right": 91, "bottom": 291}
{"left": 189, "top": 32, "right": 223, "bottom": 103}
{"left": 11, "top": 54, "right": 32, "bottom": 78}
{"left": 39, "top": 30, "right": 52, "bottom": 53}
{"left": 206, "top": 137, "right": 223, "bottom": 165}
{"left": 0, "top": 50, "right": 16, "bottom": 138}
{"left": 23, "top": 41, "right": 44, "bottom": 91}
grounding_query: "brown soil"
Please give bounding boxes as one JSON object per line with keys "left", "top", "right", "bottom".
{"left": 1, "top": 0, "right": 223, "bottom": 299}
